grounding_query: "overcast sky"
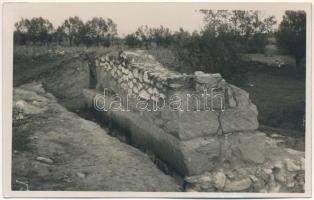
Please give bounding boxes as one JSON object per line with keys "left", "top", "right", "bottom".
{"left": 9, "top": 3, "right": 287, "bottom": 36}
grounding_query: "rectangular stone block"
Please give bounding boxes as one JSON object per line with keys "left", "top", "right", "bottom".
{"left": 220, "top": 105, "right": 259, "bottom": 133}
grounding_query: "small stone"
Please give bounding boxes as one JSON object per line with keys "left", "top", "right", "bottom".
{"left": 133, "top": 69, "right": 139, "bottom": 78}
{"left": 147, "top": 88, "right": 153, "bottom": 94}
{"left": 76, "top": 172, "right": 86, "bottom": 179}
{"left": 286, "top": 175, "right": 295, "bottom": 188}
{"left": 225, "top": 171, "right": 235, "bottom": 180}
{"left": 212, "top": 171, "right": 226, "bottom": 190}
{"left": 139, "top": 73, "right": 143, "bottom": 82}
{"left": 128, "top": 82, "right": 133, "bottom": 89}
{"left": 133, "top": 87, "right": 139, "bottom": 94}
{"left": 117, "top": 78, "right": 123, "bottom": 84}
{"left": 224, "top": 178, "right": 252, "bottom": 192}
{"left": 137, "top": 83, "right": 143, "bottom": 90}
{"left": 169, "top": 83, "right": 184, "bottom": 89}
{"left": 30, "top": 136, "right": 38, "bottom": 140}
{"left": 285, "top": 158, "right": 301, "bottom": 172}
{"left": 110, "top": 70, "right": 115, "bottom": 77}
{"left": 123, "top": 75, "right": 128, "bottom": 81}
{"left": 249, "top": 175, "right": 259, "bottom": 183}
{"left": 139, "top": 90, "right": 150, "bottom": 100}
{"left": 143, "top": 71, "right": 149, "bottom": 83}
{"left": 128, "top": 73, "right": 134, "bottom": 79}
{"left": 274, "top": 161, "right": 283, "bottom": 169}
{"left": 200, "top": 174, "right": 212, "bottom": 183}
{"left": 159, "top": 93, "right": 166, "bottom": 99}
{"left": 18, "top": 113, "right": 24, "bottom": 119}
{"left": 151, "top": 95, "right": 158, "bottom": 102}
{"left": 263, "top": 168, "right": 273, "bottom": 175}
{"left": 156, "top": 82, "right": 163, "bottom": 89}
{"left": 274, "top": 171, "right": 286, "bottom": 183}
{"left": 100, "top": 56, "right": 106, "bottom": 62}
{"left": 99, "top": 62, "right": 107, "bottom": 67}
{"left": 259, "top": 188, "right": 268, "bottom": 193}
{"left": 194, "top": 71, "right": 222, "bottom": 84}
{"left": 184, "top": 174, "right": 203, "bottom": 184}
{"left": 268, "top": 182, "right": 281, "bottom": 193}
{"left": 116, "top": 70, "right": 122, "bottom": 77}
{"left": 36, "top": 156, "right": 54, "bottom": 164}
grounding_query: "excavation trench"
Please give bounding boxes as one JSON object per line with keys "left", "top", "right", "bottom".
{"left": 14, "top": 51, "right": 306, "bottom": 192}
{"left": 75, "top": 106, "right": 185, "bottom": 189}
{"left": 38, "top": 53, "right": 185, "bottom": 190}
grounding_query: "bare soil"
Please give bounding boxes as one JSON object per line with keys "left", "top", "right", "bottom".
{"left": 12, "top": 83, "right": 181, "bottom": 191}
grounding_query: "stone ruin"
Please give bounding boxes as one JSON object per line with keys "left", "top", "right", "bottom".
{"left": 83, "top": 50, "right": 305, "bottom": 192}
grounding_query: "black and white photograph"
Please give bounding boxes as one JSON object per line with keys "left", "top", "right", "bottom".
{"left": 1, "top": 2, "right": 312, "bottom": 197}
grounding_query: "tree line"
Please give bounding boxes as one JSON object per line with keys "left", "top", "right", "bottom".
{"left": 14, "top": 16, "right": 117, "bottom": 46}
{"left": 123, "top": 10, "right": 305, "bottom": 77}
{"left": 14, "top": 10, "right": 306, "bottom": 80}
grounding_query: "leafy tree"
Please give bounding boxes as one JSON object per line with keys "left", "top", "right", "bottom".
{"left": 199, "top": 10, "right": 276, "bottom": 53}
{"left": 106, "top": 18, "right": 118, "bottom": 44}
{"left": 61, "top": 16, "right": 84, "bottom": 46}
{"left": 199, "top": 10, "right": 230, "bottom": 37}
{"left": 124, "top": 33, "right": 141, "bottom": 47}
{"left": 230, "top": 10, "right": 276, "bottom": 37}
{"left": 53, "top": 26, "right": 67, "bottom": 45}
{"left": 169, "top": 10, "right": 277, "bottom": 84}
{"left": 14, "top": 18, "right": 31, "bottom": 45}
{"left": 15, "top": 17, "right": 53, "bottom": 45}
{"left": 276, "top": 11, "right": 306, "bottom": 66}
{"left": 126, "top": 25, "right": 173, "bottom": 48}
{"left": 84, "top": 17, "right": 117, "bottom": 46}
{"left": 150, "top": 26, "right": 173, "bottom": 47}
{"left": 28, "top": 17, "right": 53, "bottom": 45}
{"left": 135, "top": 25, "right": 153, "bottom": 48}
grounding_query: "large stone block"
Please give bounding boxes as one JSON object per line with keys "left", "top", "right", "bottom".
{"left": 162, "top": 111, "right": 220, "bottom": 140}
{"left": 229, "top": 131, "right": 266, "bottom": 164}
{"left": 220, "top": 104, "right": 259, "bottom": 133}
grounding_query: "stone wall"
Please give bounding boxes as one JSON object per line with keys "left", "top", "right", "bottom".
{"left": 92, "top": 50, "right": 259, "bottom": 139}
{"left": 83, "top": 50, "right": 304, "bottom": 192}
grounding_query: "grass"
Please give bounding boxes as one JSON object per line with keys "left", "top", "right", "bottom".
{"left": 242, "top": 68, "right": 305, "bottom": 135}
{"left": 147, "top": 48, "right": 183, "bottom": 71}
{"left": 242, "top": 53, "right": 296, "bottom": 67}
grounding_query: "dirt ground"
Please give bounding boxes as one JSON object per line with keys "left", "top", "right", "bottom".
{"left": 12, "top": 82, "right": 180, "bottom": 191}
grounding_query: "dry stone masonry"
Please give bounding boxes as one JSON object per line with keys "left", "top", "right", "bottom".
{"left": 83, "top": 50, "right": 305, "bottom": 192}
